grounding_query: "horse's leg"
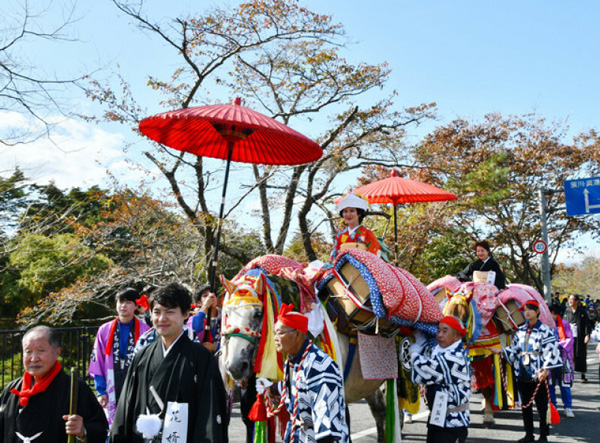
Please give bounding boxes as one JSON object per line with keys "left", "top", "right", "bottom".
{"left": 365, "top": 388, "right": 386, "bottom": 443}
{"left": 240, "top": 374, "right": 257, "bottom": 443}
{"left": 482, "top": 386, "right": 495, "bottom": 427}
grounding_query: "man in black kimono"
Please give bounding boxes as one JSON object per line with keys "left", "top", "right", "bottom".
{"left": 0, "top": 326, "right": 108, "bottom": 443}
{"left": 563, "top": 294, "right": 592, "bottom": 382}
{"left": 109, "top": 282, "right": 228, "bottom": 443}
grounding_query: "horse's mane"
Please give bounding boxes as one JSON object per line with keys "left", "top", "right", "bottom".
{"left": 445, "top": 297, "right": 470, "bottom": 324}
{"left": 443, "top": 293, "right": 473, "bottom": 344}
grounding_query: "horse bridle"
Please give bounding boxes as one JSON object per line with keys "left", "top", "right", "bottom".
{"left": 222, "top": 283, "right": 264, "bottom": 347}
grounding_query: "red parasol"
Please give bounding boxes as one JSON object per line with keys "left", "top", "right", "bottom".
{"left": 139, "top": 98, "right": 322, "bottom": 290}
{"left": 353, "top": 170, "right": 457, "bottom": 264}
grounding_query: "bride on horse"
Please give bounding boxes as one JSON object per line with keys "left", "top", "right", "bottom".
{"left": 329, "top": 193, "right": 381, "bottom": 262}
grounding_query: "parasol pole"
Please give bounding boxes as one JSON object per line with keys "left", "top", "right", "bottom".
{"left": 393, "top": 204, "right": 399, "bottom": 266}
{"left": 209, "top": 141, "right": 234, "bottom": 293}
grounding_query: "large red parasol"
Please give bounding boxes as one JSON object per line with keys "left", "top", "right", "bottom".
{"left": 139, "top": 98, "right": 322, "bottom": 290}
{"left": 353, "top": 170, "right": 457, "bottom": 264}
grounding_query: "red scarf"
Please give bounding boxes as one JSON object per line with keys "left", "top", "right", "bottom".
{"left": 10, "top": 360, "right": 62, "bottom": 407}
{"left": 105, "top": 317, "right": 141, "bottom": 356}
{"left": 557, "top": 315, "right": 566, "bottom": 341}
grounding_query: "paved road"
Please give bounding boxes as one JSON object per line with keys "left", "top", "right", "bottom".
{"left": 228, "top": 344, "right": 600, "bottom": 442}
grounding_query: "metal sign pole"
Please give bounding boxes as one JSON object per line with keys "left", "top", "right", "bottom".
{"left": 538, "top": 188, "right": 552, "bottom": 302}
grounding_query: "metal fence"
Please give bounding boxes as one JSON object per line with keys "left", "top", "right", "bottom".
{"left": 0, "top": 326, "right": 98, "bottom": 391}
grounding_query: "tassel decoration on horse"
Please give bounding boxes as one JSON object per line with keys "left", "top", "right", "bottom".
{"left": 248, "top": 393, "right": 268, "bottom": 422}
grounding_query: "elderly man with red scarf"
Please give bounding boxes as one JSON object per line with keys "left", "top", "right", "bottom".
{"left": 258, "top": 303, "right": 348, "bottom": 443}
{"left": 0, "top": 326, "right": 108, "bottom": 443}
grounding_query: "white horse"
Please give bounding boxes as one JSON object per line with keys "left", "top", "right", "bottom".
{"left": 219, "top": 272, "right": 387, "bottom": 443}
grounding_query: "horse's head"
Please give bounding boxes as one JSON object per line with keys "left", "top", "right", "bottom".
{"left": 443, "top": 285, "right": 482, "bottom": 344}
{"left": 443, "top": 290, "right": 472, "bottom": 325}
{"left": 220, "top": 273, "right": 266, "bottom": 381}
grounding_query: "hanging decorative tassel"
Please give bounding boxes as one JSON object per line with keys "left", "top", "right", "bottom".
{"left": 545, "top": 380, "right": 560, "bottom": 425}
{"left": 248, "top": 394, "right": 268, "bottom": 422}
{"left": 268, "top": 416, "right": 276, "bottom": 443}
{"left": 135, "top": 413, "right": 162, "bottom": 440}
{"left": 549, "top": 402, "right": 560, "bottom": 425}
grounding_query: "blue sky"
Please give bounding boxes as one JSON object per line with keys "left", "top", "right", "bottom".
{"left": 306, "top": 0, "right": 599, "bottom": 137}
{"left": 2, "top": 0, "right": 599, "bottom": 262}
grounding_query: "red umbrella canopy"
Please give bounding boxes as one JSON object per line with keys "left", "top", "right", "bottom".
{"left": 138, "top": 98, "right": 322, "bottom": 166}
{"left": 353, "top": 171, "right": 457, "bottom": 206}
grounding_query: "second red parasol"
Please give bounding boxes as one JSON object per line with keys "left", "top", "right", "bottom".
{"left": 353, "top": 170, "right": 457, "bottom": 264}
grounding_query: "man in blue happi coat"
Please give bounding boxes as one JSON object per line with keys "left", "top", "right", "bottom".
{"left": 268, "top": 303, "right": 348, "bottom": 443}
{"left": 409, "top": 316, "right": 472, "bottom": 443}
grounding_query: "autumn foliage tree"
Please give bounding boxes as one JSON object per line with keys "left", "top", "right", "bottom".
{"left": 0, "top": 175, "right": 265, "bottom": 325}
{"left": 398, "top": 113, "right": 600, "bottom": 292}
{"left": 552, "top": 256, "right": 600, "bottom": 297}
{"left": 86, "top": 0, "right": 435, "bottom": 275}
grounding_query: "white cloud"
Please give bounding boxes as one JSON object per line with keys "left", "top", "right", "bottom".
{"left": 1, "top": 113, "right": 131, "bottom": 189}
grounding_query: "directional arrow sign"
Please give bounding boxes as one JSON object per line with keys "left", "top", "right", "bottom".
{"left": 564, "top": 177, "right": 600, "bottom": 216}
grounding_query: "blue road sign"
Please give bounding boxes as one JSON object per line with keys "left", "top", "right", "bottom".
{"left": 564, "top": 177, "right": 600, "bottom": 216}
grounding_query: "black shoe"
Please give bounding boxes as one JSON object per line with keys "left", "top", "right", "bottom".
{"left": 517, "top": 436, "right": 535, "bottom": 443}
{"left": 538, "top": 438, "right": 549, "bottom": 443}
{"left": 581, "top": 378, "right": 589, "bottom": 383}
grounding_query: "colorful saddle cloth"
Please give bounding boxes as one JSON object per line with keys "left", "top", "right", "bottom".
{"left": 317, "top": 249, "right": 443, "bottom": 335}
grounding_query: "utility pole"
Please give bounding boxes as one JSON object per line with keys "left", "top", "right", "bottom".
{"left": 538, "top": 188, "right": 552, "bottom": 302}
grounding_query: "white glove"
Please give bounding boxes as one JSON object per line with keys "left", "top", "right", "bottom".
{"left": 413, "top": 331, "right": 427, "bottom": 346}
{"left": 408, "top": 343, "right": 423, "bottom": 357}
{"left": 255, "top": 378, "right": 273, "bottom": 395}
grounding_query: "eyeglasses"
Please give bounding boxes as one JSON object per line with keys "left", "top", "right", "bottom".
{"left": 274, "top": 329, "right": 294, "bottom": 337}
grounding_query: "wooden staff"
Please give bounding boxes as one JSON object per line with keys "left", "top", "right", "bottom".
{"left": 68, "top": 367, "right": 79, "bottom": 443}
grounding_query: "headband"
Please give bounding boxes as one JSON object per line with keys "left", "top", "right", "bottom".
{"left": 277, "top": 303, "right": 308, "bottom": 334}
{"left": 440, "top": 316, "right": 467, "bottom": 337}
{"left": 518, "top": 300, "right": 540, "bottom": 311}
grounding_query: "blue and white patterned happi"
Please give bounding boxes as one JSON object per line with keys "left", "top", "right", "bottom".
{"left": 411, "top": 340, "right": 472, "bottom": 428}
{"left": 280, "top": 342, "right": 349, "bottom": 443}
{"left": 503, "top": 320, "right": 562, "bottom": 379}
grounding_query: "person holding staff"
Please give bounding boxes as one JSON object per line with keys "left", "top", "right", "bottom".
{"left": 0, "top": 326, "right": 108, "bottom": 443}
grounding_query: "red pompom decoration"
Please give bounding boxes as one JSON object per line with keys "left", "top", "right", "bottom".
{"left": 248, "top": 394, "right": 267, "bottom": 422}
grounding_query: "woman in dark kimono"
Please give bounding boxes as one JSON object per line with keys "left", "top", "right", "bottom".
{"left": 456, "top": 240, "right": 506, "bottom": 289}
{"left": 563, "top": 294, "right": 592, "bottom": 382}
